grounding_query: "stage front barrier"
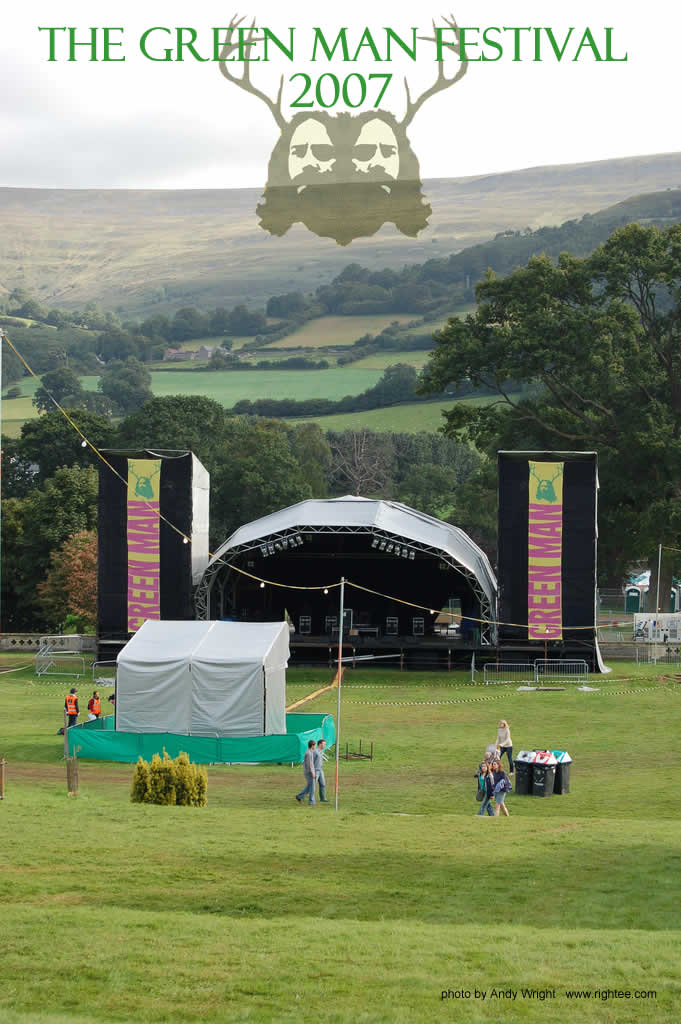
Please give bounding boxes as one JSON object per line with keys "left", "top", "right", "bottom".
{"left": 482, "top": 661, "right": 589, "bottom": 685}
{"left": 534, "top": 659, "right": 588, "bottom": 684}
{"left": 483, "top": 663, "right": 535, "bottom": 685}
{"left": 70, "top": 712, "right": 335, "bottom": 764}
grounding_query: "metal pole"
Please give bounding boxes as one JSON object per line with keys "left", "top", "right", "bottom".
{"left": 656, "top": 542, "right": 662, "bottom": 617}
{"left": 334, "top": 576, "right": 345, "bottom": 812}
{"left": 0, "top": 328, "right": 4, "bottom": 636}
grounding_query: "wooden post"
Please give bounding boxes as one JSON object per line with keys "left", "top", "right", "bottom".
{"left": 0, "top": 756, "right": 6, "bottom": 799}
{"left": 66, "top": 749, "right": 79, "bottom": 797}
{"left": 63, "top": 709, "right": 69, "bottom": 758}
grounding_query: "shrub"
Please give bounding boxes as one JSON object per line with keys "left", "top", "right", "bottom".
{"left": 130, "top": 757, "right": 151, "bottom": 803}
{"left": 131, "top": 751, "right": 207, "bottom": 806}
{"left": 148, "top": 752, "right": 176, "bottom": 805}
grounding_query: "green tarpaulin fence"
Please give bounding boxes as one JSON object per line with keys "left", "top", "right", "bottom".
{"left": 69, "top": 713, "right": 335, "bottom": 764}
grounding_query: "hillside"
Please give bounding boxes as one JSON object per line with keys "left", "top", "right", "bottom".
{"left": 2, "top": 152, "right": 681, "bottom": 318}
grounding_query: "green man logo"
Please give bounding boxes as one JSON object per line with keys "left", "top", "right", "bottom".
{"left": 129, "top": 463, "right": 161, "bottom": 500}
{"left": 530, "top": 464, "right": 563, "bottom": 503}
{"left": 135, "top": 476, "right": 154, "bottom": 499}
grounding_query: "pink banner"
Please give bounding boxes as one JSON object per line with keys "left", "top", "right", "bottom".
{"left": 527, "top": 460, "right": 564, "bottom": 640}
{"left": 127, "top": 459, "right": 161, "bottom": 632}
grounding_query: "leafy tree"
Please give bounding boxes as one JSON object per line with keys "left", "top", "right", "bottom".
{"left": 227, "top": 305, "right": 267, "bottom": 336}
{"left": 208, "top": 307, "right": 231, "bottom": 335}
{"left": 97, "top": 327, "right": 141, "bottom": 363}
{"left": 170, "top": 307, "right": 208, "bottom": 342}
{"left": 396, "top": 463, "right": 459, "bottom": 520}
{"left": 139, "top": 313, "right": 172, "bottom": 340}
{"left": 289, "top": 423, "right": 330, "bottom": 497}
{"left": 115, "top": 395, "right": 226, "bottom": 467}
{"left": 361, "top": 364, "right": 418, "bottom": 406}
{"left": 12, "top": 409, "right": 115, "bottom": 487}
{"left": 210, "top": 419, "right": 313, "bottom": 541}
{"left": 46, "top": 308, "right": 74, "bottom": 328}
{"left": 37, "top": 530, "right": 97, "bottom": 630}
{"left": 16, "top": 298, "right": 46, "bottom": 321}
{"left": 1, "top": 466, "right": 98, "bottom": 629}
{"left": 33, "top": 368, "right": 85, "bottom": 413}
{"left": 420, "top": 223, "right": 681, "bottom": 588}
{"left": 266, "top": 292, "right": 306, "bottom": 318}
{"left": 98, "top": 359, "right": 153, "bottom": 414}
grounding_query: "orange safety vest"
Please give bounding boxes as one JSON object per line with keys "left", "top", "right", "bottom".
{"left": 65, "top": 694, "right": 78, "bottom": 714}
{"left": 90, "top": 696, "right": 101, "bottom": 715}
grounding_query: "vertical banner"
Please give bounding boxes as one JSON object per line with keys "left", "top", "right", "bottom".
{"left": 127, "top": 459, "right": 161, "bottom": 631}
{"left": 527, "top": 461, "right": 564, "bottom": 639}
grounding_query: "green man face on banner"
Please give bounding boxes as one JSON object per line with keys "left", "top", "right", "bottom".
{"left": 530, "top": 464, "right": 563, "bottom": 503}
{"left": 129, "top": 463, "right": 161, "bottom": 500}
{"left": 135, "top": 476, "right": 155, "bottom": 499}
{"left": 537, "top": 479, "right": 557, "bottom": 502}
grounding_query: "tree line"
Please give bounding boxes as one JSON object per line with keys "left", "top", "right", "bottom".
{"left": 420, "top": 222, "right": 681, "bottom": 595}
{"left": 1, "top": 401, "right": 479, "bottom": 631}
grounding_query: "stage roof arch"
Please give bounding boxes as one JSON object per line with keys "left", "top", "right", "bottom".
{"left": 196, "top": 497, "right": 497, "bottom": 643}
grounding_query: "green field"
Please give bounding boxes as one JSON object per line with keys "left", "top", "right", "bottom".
{"left": 291, "top": 394, "right": 506, "bottom": 432}
{"left": 349, "top": 350, "right": 431, "bottom": 370}
{"left": 0, "top": 384, "right": 507, "bottom": 439}
{"left": 2, "top": 655, "right": 680, "bottom": 1023}
{"left": 146, "top": 367, "right": 383, "bottom": 403}
{"left": 1, "top": 366, "right": 385, "bottom": 434}
{"left": 266, "top": 314, "right": 416, "bottom": 349}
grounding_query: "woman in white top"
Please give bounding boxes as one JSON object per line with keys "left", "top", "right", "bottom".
{"left": 496, "top": 719, "right": 513, "bottom": 774}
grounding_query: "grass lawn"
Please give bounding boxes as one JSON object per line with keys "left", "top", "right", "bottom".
{"left": 1, "top": 655, "right": 680, "bottom": 1022}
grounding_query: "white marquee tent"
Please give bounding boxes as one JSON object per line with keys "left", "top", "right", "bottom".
{"left": 116, "top": 620, "right": 289, "bottom": 737}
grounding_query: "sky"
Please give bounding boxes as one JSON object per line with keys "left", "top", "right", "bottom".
{"left": 0, "top": 0, "right": 677, "bottom": 190}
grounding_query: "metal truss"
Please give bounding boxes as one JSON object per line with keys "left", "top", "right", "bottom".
{"left": 194, "top": 526, "right": 496, "bottom": 644}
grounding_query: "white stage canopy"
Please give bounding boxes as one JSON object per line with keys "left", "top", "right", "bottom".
{"left": 116, "top": 620, "right": 289, "bottom": 737}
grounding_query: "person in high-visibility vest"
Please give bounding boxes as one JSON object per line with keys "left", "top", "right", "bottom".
{"left": 64, "top": 688, "right": 79, "bottom": 727}
{"left": 87, "top": 691, "right": 102, "bottom": 720}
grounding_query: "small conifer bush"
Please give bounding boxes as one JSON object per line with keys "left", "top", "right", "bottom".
{"left": 131, "top": 751, "right": 207, "bottom": 806}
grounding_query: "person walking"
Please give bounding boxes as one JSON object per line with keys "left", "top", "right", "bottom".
{"left": 314, "top": 738, "right": 329, "bottom": 803}
{"left": 64, "top": 688, "right": 79, "bottom": 728}
{"left": 476, "top": 761, "right": 495, "bottom": 817}
{"left": 496, "top": 719, "right": 514, "bottom": 774}
{"left": 87, "top": 691, "right": 102, "bottom": 720}
{"left": 295, "top": 739, "right": 318, "bottom": 806}
{"left": 491, "top": 758, "right": 512, "bottom": 817}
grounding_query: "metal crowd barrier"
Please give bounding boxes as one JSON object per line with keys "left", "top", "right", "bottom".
{"left": 482, "top": 660, "right": 589, "bottom": 685}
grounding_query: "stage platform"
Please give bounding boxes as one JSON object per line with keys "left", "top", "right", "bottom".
{"left": 288, "top": 631, "right": 476, "bottom": 670}
{"left": 69, "top": 712, "right": 335, "bottom": 764}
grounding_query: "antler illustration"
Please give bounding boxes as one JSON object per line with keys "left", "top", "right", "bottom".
{"left": 530, "top": 464, "right": 563, "bottom": 484}
{"left": 218, "top": 16, "right": 287, "bottom": 130}
{"left": 401, "top": 14, "right": 469, "bottom": 128}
